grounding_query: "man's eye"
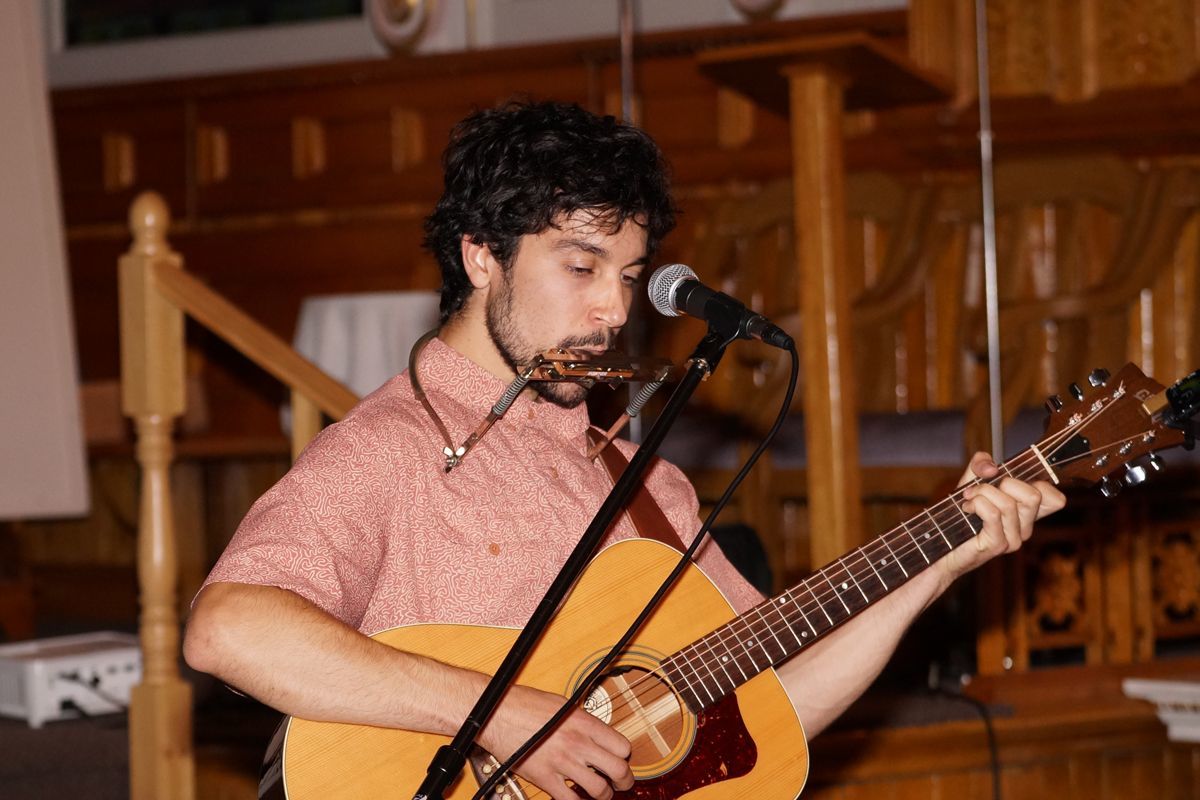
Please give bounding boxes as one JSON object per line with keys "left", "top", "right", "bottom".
{"left": 622, "top": 273, "right": 642, "bottom": 286}
{"left": 566, "top": 265, "right": 593, "bottom": 275}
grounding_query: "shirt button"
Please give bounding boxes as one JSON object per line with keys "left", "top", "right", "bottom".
{"left": 548, "top": 467, "right": 559, "bottom": 479}
{"left": 527, "top": 407, "right": 535, "bottom": 419}
{"left": 488, "top": 543, "right": 501, "bottom": 556}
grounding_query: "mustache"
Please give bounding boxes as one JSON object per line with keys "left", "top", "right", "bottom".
{"left": 558, "top": 330, "right": 614, "bottom": 351}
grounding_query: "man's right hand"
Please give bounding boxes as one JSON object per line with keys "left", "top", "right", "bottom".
{"left": 480, "top": 684, "right": 634, "bottom": 800}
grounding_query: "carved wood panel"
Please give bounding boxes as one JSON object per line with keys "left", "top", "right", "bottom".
{"left": 909, "top": 0, "right": 1200, "bottom": 103}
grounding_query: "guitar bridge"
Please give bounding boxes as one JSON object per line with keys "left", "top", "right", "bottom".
{"left": 467, "top": 746, "right": 529, "bottom": 800}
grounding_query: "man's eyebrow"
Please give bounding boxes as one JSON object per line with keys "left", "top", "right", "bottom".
{"left": 553, "top": 238, "right": 609, "bottom": 257}
{"left": 553, "top": 238, "right": 650, "bottom": 268}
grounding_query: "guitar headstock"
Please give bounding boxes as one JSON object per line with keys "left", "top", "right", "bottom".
{"left": 1038, "top": 364, "right": 1199, "bottom": 495}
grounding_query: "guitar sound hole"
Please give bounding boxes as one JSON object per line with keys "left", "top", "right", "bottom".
{"left": 584, "top": 667, "right": 693, "bottom": 775}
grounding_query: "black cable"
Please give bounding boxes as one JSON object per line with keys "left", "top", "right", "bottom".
{"left": 472, "top": 343, "right": 800, "bottom": 800}
{"left": 929, "top": 685, "right": 1002, "bottom": 800}
{"left": 57, "top": 672, "right": 129, "bottom": 710}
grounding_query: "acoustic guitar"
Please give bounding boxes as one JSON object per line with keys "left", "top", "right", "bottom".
{"left": 261, "top": 363, "right": 1198, "bottom": 800}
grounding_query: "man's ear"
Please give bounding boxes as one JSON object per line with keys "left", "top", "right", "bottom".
{"left": 461, "top": 237, "right": 500, "bottom": 290}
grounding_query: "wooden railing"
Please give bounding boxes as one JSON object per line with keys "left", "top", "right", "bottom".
{"left": 118, "top": 191, "right": 357, "bottom": 799}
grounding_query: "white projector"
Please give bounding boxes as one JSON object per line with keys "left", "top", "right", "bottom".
{"left": 0, "top": 632, "right": 141, "bottom": 728}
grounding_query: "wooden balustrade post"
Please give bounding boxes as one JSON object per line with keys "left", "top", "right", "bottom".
{"left": 119, "top": 191, "right": 195, "bottom": 800}
{"left": 290, "top": 388, "right": 322, "bottom": 461}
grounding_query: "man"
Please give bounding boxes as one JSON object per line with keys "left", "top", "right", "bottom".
{"left": 184, "top": 101, "right": 1064, "bottom": 800}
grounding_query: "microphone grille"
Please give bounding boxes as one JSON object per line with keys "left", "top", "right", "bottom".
{"left": 647, "top": 263, "right": 697, "bottom": 318}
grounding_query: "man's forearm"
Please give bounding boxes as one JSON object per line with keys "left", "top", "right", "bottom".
{"left": 775, "top": 565, "right": 946, "bottom": 738}
{"left": 184, "top": 581, "right": 484, "bottom": 734}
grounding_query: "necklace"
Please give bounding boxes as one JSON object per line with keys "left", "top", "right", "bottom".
{"left": 408, "top": 330, "right": 536, "bottom": 473}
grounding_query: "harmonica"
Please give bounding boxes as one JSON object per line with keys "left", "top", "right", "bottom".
{"left": 520, "top": 349, "right": 676, "bottom": 384}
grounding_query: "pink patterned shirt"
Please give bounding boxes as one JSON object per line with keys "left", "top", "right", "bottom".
{"left": 203, "top": 337, "right": 762, "bottom": 634}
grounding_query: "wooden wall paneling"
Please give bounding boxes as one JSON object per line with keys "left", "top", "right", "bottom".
{"left": 1131, "top": 508, "right": 1157, "bottom": 661}
{"left": 908, "top": 0, "right": 1200, "bottom": 104}
{"left": 620, "top": 54, "right": 792, "bottom": 186}
{"left": 1087, "top": 0, "right": 1199, "bottom": 95}
{"left": 1101, "top": 504, "right": 1137, "bottom": 664}
{"left": 1172, "top": 211, "right": 1199, "bottom": 377}
{"left": 194, "top": 123, "right": 229, "bottom": 188}
{"left": 1164, "top": 742, "right": 1200, "bottom": 798}
{"left": 54, "top": 103, "right": 189, "bottom": 226}
{"left": 290, "top": 116, "right": 326, "bottom": 180}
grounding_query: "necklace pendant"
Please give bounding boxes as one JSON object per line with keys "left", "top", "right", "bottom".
{"left": 442, "top": 445, "right": 467, "bottom": 471}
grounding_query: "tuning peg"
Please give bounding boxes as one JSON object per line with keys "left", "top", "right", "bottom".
{"left": 1069, "top": 382, "right": 1085, "bottom": 401}
{"left": 1100, "top": 475, "right": 1122, "bottom": 497}
{"left": 1123, "top": 463, "right": 1147, "bottom": 487}
{"left": 1045, "top": 394, "right": 1064, "bottom": 413}
{"left": 1087, "top": 368, "right": 1111, "bottom": 387}
{"left": 1147, "top": 453, "right": 1163, "bottom": 472}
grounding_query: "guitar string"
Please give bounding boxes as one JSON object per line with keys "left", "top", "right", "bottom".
{"left": 583, "top": 429, "right": 1132, "bottom": 748}
{"left": 588, "top": 392, "right": 1128, "bottom": 729}
{"left": 666, "top": 392, "right": 1126, "bottom": 696}
{"left": 662, "top": 393, "right": 1132, "bottom": 705}
{"left": 587, "top": 447, "right": 1060, "bottom": 729}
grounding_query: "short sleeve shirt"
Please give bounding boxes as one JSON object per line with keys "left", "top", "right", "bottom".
{"left": 203, "top": 337, "right": 763, "bottom": 633}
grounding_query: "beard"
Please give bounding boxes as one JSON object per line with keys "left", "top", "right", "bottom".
{"left": 485, "top": 273, "right": 611, "bottom": 409}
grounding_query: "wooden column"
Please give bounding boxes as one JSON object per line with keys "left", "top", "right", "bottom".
{"left": 699, "top": 33, "right": 950, "bottom": 569}
{"left": 119, "top": 192, "right": 195, "bottom": 800}
{"left": 787, "top": 66, "right": 863, "bottom": 567}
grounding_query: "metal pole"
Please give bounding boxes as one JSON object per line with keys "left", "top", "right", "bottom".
{"left": 975, "top": 0, "right": 1004, "bottom": 460}
{"left": 619, "top": 0, "right": 635, "bottom": 123}
{"left": 618, "top": 0, "right": 646, "bottom": 443}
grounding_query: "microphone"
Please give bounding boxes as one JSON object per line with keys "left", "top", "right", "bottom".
{"left": 647, "top": 264, "right": 794, "bottom": 350}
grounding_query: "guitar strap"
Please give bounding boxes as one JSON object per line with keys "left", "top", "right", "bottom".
{"left": 586, "top": 427, "right": 686, "bottom": 551}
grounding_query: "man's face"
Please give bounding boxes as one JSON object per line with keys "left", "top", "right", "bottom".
{"left": 485, "top": 212, "right": 649, "bottom": 408}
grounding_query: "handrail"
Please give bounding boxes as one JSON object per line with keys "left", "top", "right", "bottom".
{"left": 149, "top": 262, "right": 358, "bottom": 419}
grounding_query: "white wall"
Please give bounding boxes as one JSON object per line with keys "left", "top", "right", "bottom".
{"left": 45, "top": 0, "right": 904, "bottom": 89}
{"left": 0, "top": 3, "right": 89, "bottom": 519}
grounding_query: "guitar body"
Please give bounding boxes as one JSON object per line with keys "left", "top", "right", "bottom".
{"left": 267, "top": 538, "right": 809, "bottom": 799}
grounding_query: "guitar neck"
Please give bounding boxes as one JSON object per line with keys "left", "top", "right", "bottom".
{"left": 661, "top": 449, "right": 1055, "bottom": 713}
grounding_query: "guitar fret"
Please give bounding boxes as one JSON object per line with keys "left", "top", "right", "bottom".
{"left": 712, "top": 638, "right": 741, "bottom": 686}
{"left": 864, "top": 543, "right": 889, "bottom": 591}
{"left": 701, "top": 637, "right": 739, "bottom": 697}
{"left": 662, "top": 659, "right": 701, "bottom": 713}
{"left": 789, "top": 591, "right": 818, "bottom": 640}
{"left": 844, "top": 555, "right": 871, "bottom": 603}
{"left": 880, "top": 533, "right": 910, "bottom": 577}
{"left": 753, "top": 606, "right": 787, "bottom": 664}
{"left": 923, "top": 508, "right": 954, "bottom": 550}
{"left": 774, "top": 595, "right": 805, "bottom": 649}
{"left": 676, "top": 646, "right": 718, "bottom": 706}
{"left": 950, "top": 495, "right": 984, "bottom": 536}
{"left": 901, "top": 520, "right": 931, "bottom": 564}
{"left": 819, "top": 566, "right": 852, "bottom": 615}
{"left": 759, "top": 603, "right": 793, "bottom": 658}
{"left": 740, "top": 636, "right": 764, "bottom": 672}
{"left": 806, "top": 580, "right": 835, "bottom": 626}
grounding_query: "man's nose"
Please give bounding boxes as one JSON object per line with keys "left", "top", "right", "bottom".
{"left": 591, "top": 275, "right": 629, "bottom": 330}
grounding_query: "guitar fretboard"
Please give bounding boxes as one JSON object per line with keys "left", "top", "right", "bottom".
{"left": 660, "top": 455, "right": 1049, "bottom": 713}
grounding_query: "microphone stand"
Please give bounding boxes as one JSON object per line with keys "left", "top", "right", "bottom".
{"left": 413, "top": 323, "right": 741, "bottom": 800}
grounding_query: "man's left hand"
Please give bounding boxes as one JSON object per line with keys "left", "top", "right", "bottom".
{"left": 941, "top": 451, "right": 1066, "bottom": 582}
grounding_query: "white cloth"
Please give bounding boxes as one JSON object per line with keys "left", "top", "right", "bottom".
{"left": 283, "top": 292, "right": 440, "bottom": 431}
{"left": 293, "top": 291, "right": 441, "bottom": 396}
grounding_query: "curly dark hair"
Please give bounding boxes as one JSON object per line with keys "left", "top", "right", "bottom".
{"left": 424, "top": 100, "right": 677, "bottom": 322}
